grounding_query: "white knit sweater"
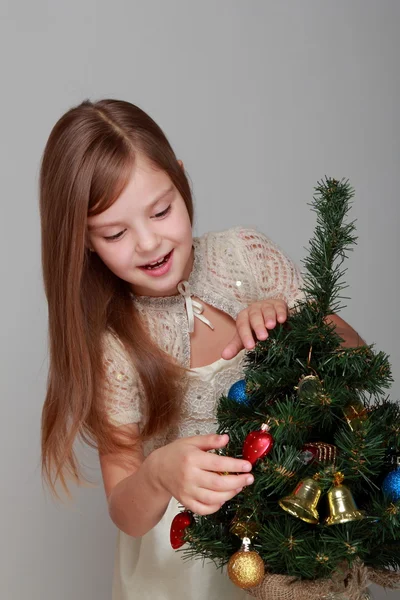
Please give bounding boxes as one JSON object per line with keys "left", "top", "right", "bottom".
{"left": 102, "top": 227, "right": 304, "bottom": 455}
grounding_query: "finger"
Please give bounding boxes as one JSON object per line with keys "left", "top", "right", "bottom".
{"left": 189, "top": 433, "right": 229, "bottom": 451}
{"left": 194, "top": 487, "right": 244, "bottom": 508}
{"left": 202, "top": 453, "right": 253, "bottom": 473}
{"left": 248, "top": 306, "right": 268, "bottom": 340}
{"left": 186, "top": 499, "right": 223, "bottom": 516}
{"left": 236, "top": 312, "right": 257, "bottom": 350}
{"left": 261, "top": 304, "right": 277, "bottom": 329}
{"left": 274, "top": 300, "right": 288, "bottom": 323}
{"left": 201, "top": 472, "right": 254, "bottom": 492}
{"left": 221, "top": 331, "right": 244, "bottom": 360}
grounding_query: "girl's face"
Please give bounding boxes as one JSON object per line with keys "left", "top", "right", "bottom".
{"left": 87, "top": 154, "right": 193, "bottom": 297}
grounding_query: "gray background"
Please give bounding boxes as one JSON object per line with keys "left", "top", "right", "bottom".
{"left": 1, "top": 1, "right": 399, "bottom": 599}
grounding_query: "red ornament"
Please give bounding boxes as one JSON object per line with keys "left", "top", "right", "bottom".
{"left": 242, "top": 424, "right": 274, "bottom": 465}
{"left": 170, "top": 511, "right": 193, "bottom": 549}
{"left": 302, "top": 442, "right": 337, "bottom": 464}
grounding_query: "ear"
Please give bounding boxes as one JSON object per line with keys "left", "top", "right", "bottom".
{"left": 85, "top": 237, "right": 95, "bottom": 253}
{"left": 177, "top": 159, "right": 184, "bottom": 170}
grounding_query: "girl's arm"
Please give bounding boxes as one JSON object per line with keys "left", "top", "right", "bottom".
{"left": 325, "top": 313, "right": 365, "bottom": 347}
{"left": 100, "top": 423, "right": 171, "bottom": 538}
{"left": 100, "top": 425, "right": 254, "bottom": 538}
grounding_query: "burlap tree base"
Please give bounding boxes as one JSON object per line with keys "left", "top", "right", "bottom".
{"left": 246, "top": 561, "right": 400, "bottom": 600}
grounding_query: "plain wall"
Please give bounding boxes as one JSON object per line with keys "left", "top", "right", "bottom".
{"left": 1, "top": 1, "right": 399, "bottom": 598}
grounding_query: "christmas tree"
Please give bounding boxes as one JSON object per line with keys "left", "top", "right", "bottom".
{"left": 171, "top": 179, "right": 400, "bottom": 599}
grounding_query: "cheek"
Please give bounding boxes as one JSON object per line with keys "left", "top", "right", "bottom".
{"left": 97, "top": 244, "right": 132, "bottom": 273}
{"left": 172, "top": 207, "right": 193, "bottom": 242}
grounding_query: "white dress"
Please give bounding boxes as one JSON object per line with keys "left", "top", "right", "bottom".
{"left": 112, "top": 352, "right": 249, "bottom": 600}
{"left": 102, "top": 227, "right": 305, "bottom": 599}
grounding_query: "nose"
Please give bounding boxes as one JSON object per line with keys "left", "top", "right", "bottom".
{"left": 135, "top": 226, "right": 161, "bottom": 255}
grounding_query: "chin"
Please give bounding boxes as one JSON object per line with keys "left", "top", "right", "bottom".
{"left": 129, "top": 275, "right": 181, "bottom": 298}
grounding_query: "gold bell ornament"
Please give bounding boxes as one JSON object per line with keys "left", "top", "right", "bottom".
{"left": 278, "top": 477, "right": 322, "bottom": 524}
{"left": 227, "top": 537, "right": 265, "bottom": 589}
{"left": 325, "top": 472, "right": 364, "bottom": 525}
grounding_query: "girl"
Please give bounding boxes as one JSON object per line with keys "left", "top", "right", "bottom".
{"left": 40, "top": 99, "right": 362, "bottom": 600}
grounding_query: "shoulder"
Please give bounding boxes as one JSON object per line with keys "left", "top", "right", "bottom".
{"left": 101, "top": 330, "right": 137, "bottom": 382}
{"left": 195, "top": 225, "right": 259, "bottom": 245}
{"left": 101, "top": 330, "right": 143, "bottom": 426}
{"left": 197, "top": 226, "right": 304, "bottom": 306}
{"left": 102, "top": 329, "right": 128, "bottom": 361}
{"left": 193, "top": 226, "right": 275, "bottom": 301}
{"left": 196, "top": 226, "right": 275, "bottom": 258}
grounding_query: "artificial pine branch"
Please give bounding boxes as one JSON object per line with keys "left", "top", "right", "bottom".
{"left": 183, "top": 178, "right": 400, "bottom": 587}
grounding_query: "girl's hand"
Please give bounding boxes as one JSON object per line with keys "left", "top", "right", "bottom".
{"left": 150, "top": 434, "right": 254, "bottom": 516}
{"left": 222, "top": 298, "right": 288, "bottom": 360}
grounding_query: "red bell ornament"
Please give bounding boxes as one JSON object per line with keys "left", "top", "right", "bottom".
{"left": 242, "top": 424, "right": 274, "bottom": 465}
{"left": 170, "top": 511, "right": 193, "bottom": 549}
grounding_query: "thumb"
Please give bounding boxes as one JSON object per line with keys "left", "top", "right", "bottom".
{"left": 221, "top": 331, "right": 244, "bottom": 360}
{"left": 190, "top": 433, "right": 229, "bottom": 451}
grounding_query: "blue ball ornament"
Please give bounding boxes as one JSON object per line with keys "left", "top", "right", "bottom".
{"left": 228, "top": 379, "right": 249, "bottom": 404}
{"left": 382, "top": 467, "right": 400, "bottom": 501}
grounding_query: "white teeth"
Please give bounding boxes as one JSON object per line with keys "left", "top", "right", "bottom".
{"left": 149, "top": 256, "right": 165, "bottom": 266}
{"left": 144, "top": 252, "right": 170, "bottom": 269}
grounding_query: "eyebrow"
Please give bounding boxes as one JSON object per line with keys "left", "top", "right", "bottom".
{"left": 88, "top": 184, "right": 174, "bottom": 231}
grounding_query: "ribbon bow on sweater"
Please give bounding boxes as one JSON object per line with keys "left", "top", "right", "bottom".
{"left": 177, "top": 280, "right": 214, "bottom": 333}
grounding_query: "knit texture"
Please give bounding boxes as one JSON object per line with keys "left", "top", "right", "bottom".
{"left": 101, "top": 227, "right": 304, "bottom": 455}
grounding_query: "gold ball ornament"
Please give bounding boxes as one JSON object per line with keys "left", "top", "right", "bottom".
{"left": 296, "top": 374, "right": 323, "bottom": 403}
{"left": 227, "top": 537, "right": 265, "bottom": 589}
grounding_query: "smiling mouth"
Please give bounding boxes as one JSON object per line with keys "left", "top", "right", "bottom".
{"left": 140, "top": 251, "right": 173, "bottom": 270}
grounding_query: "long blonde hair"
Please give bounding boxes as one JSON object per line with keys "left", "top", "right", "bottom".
{"left": 40, "top": 99, "right": 193, "bottom": 496}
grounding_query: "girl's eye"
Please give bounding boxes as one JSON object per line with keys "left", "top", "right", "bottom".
{"left": 152, "top": 205, "right": 172, "bottom": 219}
{"left": 104, "top": 229, "right": 127, "bottom": 241}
